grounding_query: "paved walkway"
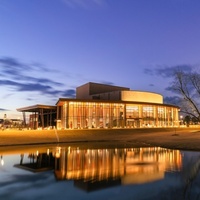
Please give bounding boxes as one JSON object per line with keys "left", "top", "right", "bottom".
{"left": 0, "top": 127, "right": 200, "bottom": 151}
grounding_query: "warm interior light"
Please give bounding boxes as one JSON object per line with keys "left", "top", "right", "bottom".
{"left": 55, "top": 147, "right": 61, "bottom": 158}
{"left": 1, "top": 156, "right": 4, "bottom": 166}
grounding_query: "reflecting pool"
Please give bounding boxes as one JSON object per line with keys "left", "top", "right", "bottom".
{"left": 0, "top": 144, "right": 200, "bottom": 200}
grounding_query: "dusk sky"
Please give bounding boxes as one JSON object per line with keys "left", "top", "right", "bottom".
{"left": 0, "top": 0, "right": 200, "bottom": 118}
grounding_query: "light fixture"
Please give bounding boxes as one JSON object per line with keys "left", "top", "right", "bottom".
{"left": 1, "top": 155, "right": 4, "bottom": 166}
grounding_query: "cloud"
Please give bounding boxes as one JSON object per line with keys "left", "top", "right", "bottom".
{"left": 0, "top": 79, "right": 75, "bottom": 97}
{"left": 0, "top": 57, "right": 61, "bottom": 85}
{"left": 0, "top": 80, "right": 21, "bottom": 87}
{"left": 62, "top": 0, "right": 106, "bottom": 8}
{"left": 61, "top": 89, "right": 76, "bottom": 97}
{"left": 0, "top": 172, "right": 54, "bottom": 199}
{"left": 0, "top": 56, "right": 75, "bottom": 98}
{"left": 0, "top": 57, "right": 25, "bottom": 68}
{"left": 0, "top": 108, "right": 9, "bottom": 112}
{"left": 143, "top": 68, "right": 154, "bottom": 76}
{"left": 144, "top": 65, "right": 194, "bottom": 78}
{"left": 149, "top": 83, "right": 154, "bottom": 87}
{"left": 100, "top": 81, "right": 115, "bottom": 85}
{"left": 2, "top": 93, "right": 14, "bottom": 99}
{"left": 14, "top": 75, "right": 63, "bottom": 87}
{"left": 30, "top": 62, "right": 58, "bottom": 73}
{"left": 0, "top": 57, "right": 56, "bottom": 73}
{"left": 26, "top": 98, "right": 35, "bottom": 101}
{"left": 164, "top": 96, "right": 182, "bottom": 106}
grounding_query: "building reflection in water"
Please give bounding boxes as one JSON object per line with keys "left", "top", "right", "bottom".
{"left": 13, "top": 146, "right": 182, "bottom": 192}
{"left": 53, "top": 146, "right": 182, "bottom": 191}
{"left": 14, "top": 150, "right": 55, "bottom": 173}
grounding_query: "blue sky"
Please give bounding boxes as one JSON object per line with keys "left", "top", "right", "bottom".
{"left": 0, "top": 0, "right": 200, "bottom": 118}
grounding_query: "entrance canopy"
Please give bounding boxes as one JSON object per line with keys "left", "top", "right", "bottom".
{"left": 17, "top": 104, "right": 56, "bottom": 113}
{"left": 17, "top": 104, "right": 57, "bottom": 129}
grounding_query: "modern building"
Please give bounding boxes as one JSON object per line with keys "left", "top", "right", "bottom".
{"left": 17, "top": 104, "right": 57, "bottom": 129}
{"left": 17, "top": 82, "right": 180, "bottom": 129}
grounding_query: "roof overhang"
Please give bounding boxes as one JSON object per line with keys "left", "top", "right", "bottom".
{"left": 17, "top": 104, "right": 56, "bottom": 113}
{"left": 56, "top": 98, "right": 180, "bottom": 109}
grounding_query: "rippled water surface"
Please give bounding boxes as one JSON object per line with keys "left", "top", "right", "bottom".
{"left": 0, "top": 144, "right": 200, "bottom": 200}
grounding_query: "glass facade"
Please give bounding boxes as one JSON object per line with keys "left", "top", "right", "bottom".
{"left": 57, "top": 101, "right": 179, "bottom": 129}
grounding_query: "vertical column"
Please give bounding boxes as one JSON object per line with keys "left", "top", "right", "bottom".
{"left": 164, "top": 107, "right": 167, "bottom": 127}
{"left": 63, "top": 103, "right": 67, "bottom": 129}
{"left": 139, "top": 105, "right": 142, "bottom": 127}
{"left": 171, "top": 108, "right": 174, "bottom": 126}
{"left": 66, "top": 102, "right": 69, "bottom": 129}
{"left": 124, "top": 104, "right": 126, "bottom": 128}
{"left": 34, "top": 112, "right": 37, "bottom": 129}
{"left": 68, "top": 103, "right": 73, "bottom": 129}
{"left": 40, "top": 109, "right": 44, "bottom": 129}
{"left": 22, "top": 112, "right": 26, "bottom": 127}
{"left": 47, "top": 111, "right": 49, "bottom": 127}
{"left": 167, "top": 107, "right": 169, "bottom": 127}
{"left": 110, "top": 104, "right": 113, "bottom": 128}
{"left": 88, "top": 103, "right": 92, "bottom": 128}
{"left": 155, "top": 106, "right": 158, "bottom": 127}
{"left": 56, "top": 106, "right": 60, "bottom": 129}
{"left": 50, "top": 110, "right": 52, "bottom": 126}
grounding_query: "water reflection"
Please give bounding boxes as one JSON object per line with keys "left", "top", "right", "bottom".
{"left": 15, "top": 152, "right": 55, "bottom": 173}
{"left": 53, "top": 147, "right": 182, "bottom": 188}
{"left": 0, "top": 145, "right": 199, "bottom": 199}
{"left": 12, "top": 146, "right": 182, "bottom": 190}
{"left": 0, "top": 155, "right": 4, "bottom": 166}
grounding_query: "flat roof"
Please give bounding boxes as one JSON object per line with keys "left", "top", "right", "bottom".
{"left": 56, "top": 98, "right": 179, "bottom": 109}
{"left": 17, "top": 104, "right": 56, "bottom": 112}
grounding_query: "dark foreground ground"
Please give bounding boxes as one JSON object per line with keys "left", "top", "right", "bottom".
{"left": 0, "top": 127, "right": 200, "bottom": 151}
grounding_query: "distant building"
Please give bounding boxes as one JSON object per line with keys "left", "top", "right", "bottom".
{"left": 0, "top": 118, "right": 23, "bottom": 129}
{"left": 17, "top": 82, "right": 180, "bottom": 129}
{"left": 0, "top": 119, "right": 3, "bottom": 127}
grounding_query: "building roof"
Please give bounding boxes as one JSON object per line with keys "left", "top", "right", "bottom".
{"left": 56, "top": 98, "right": 179, "bottom": 108}
{"left": 76, "top": 82, "right": 130, "bottom": 99}
{"left": 17, "top": 104, "right": 56, "bottom": 113}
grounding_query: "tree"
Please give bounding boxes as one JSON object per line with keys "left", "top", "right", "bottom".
{"left": 184, "top": 115, "right": 191, "bottom": 127}
{"left": 169, "top": 68, "right": 200, "bottom": 122}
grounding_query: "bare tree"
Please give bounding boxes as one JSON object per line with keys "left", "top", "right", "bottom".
{"left": 170, "top": 69, "right": 200, "bottom": 121}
